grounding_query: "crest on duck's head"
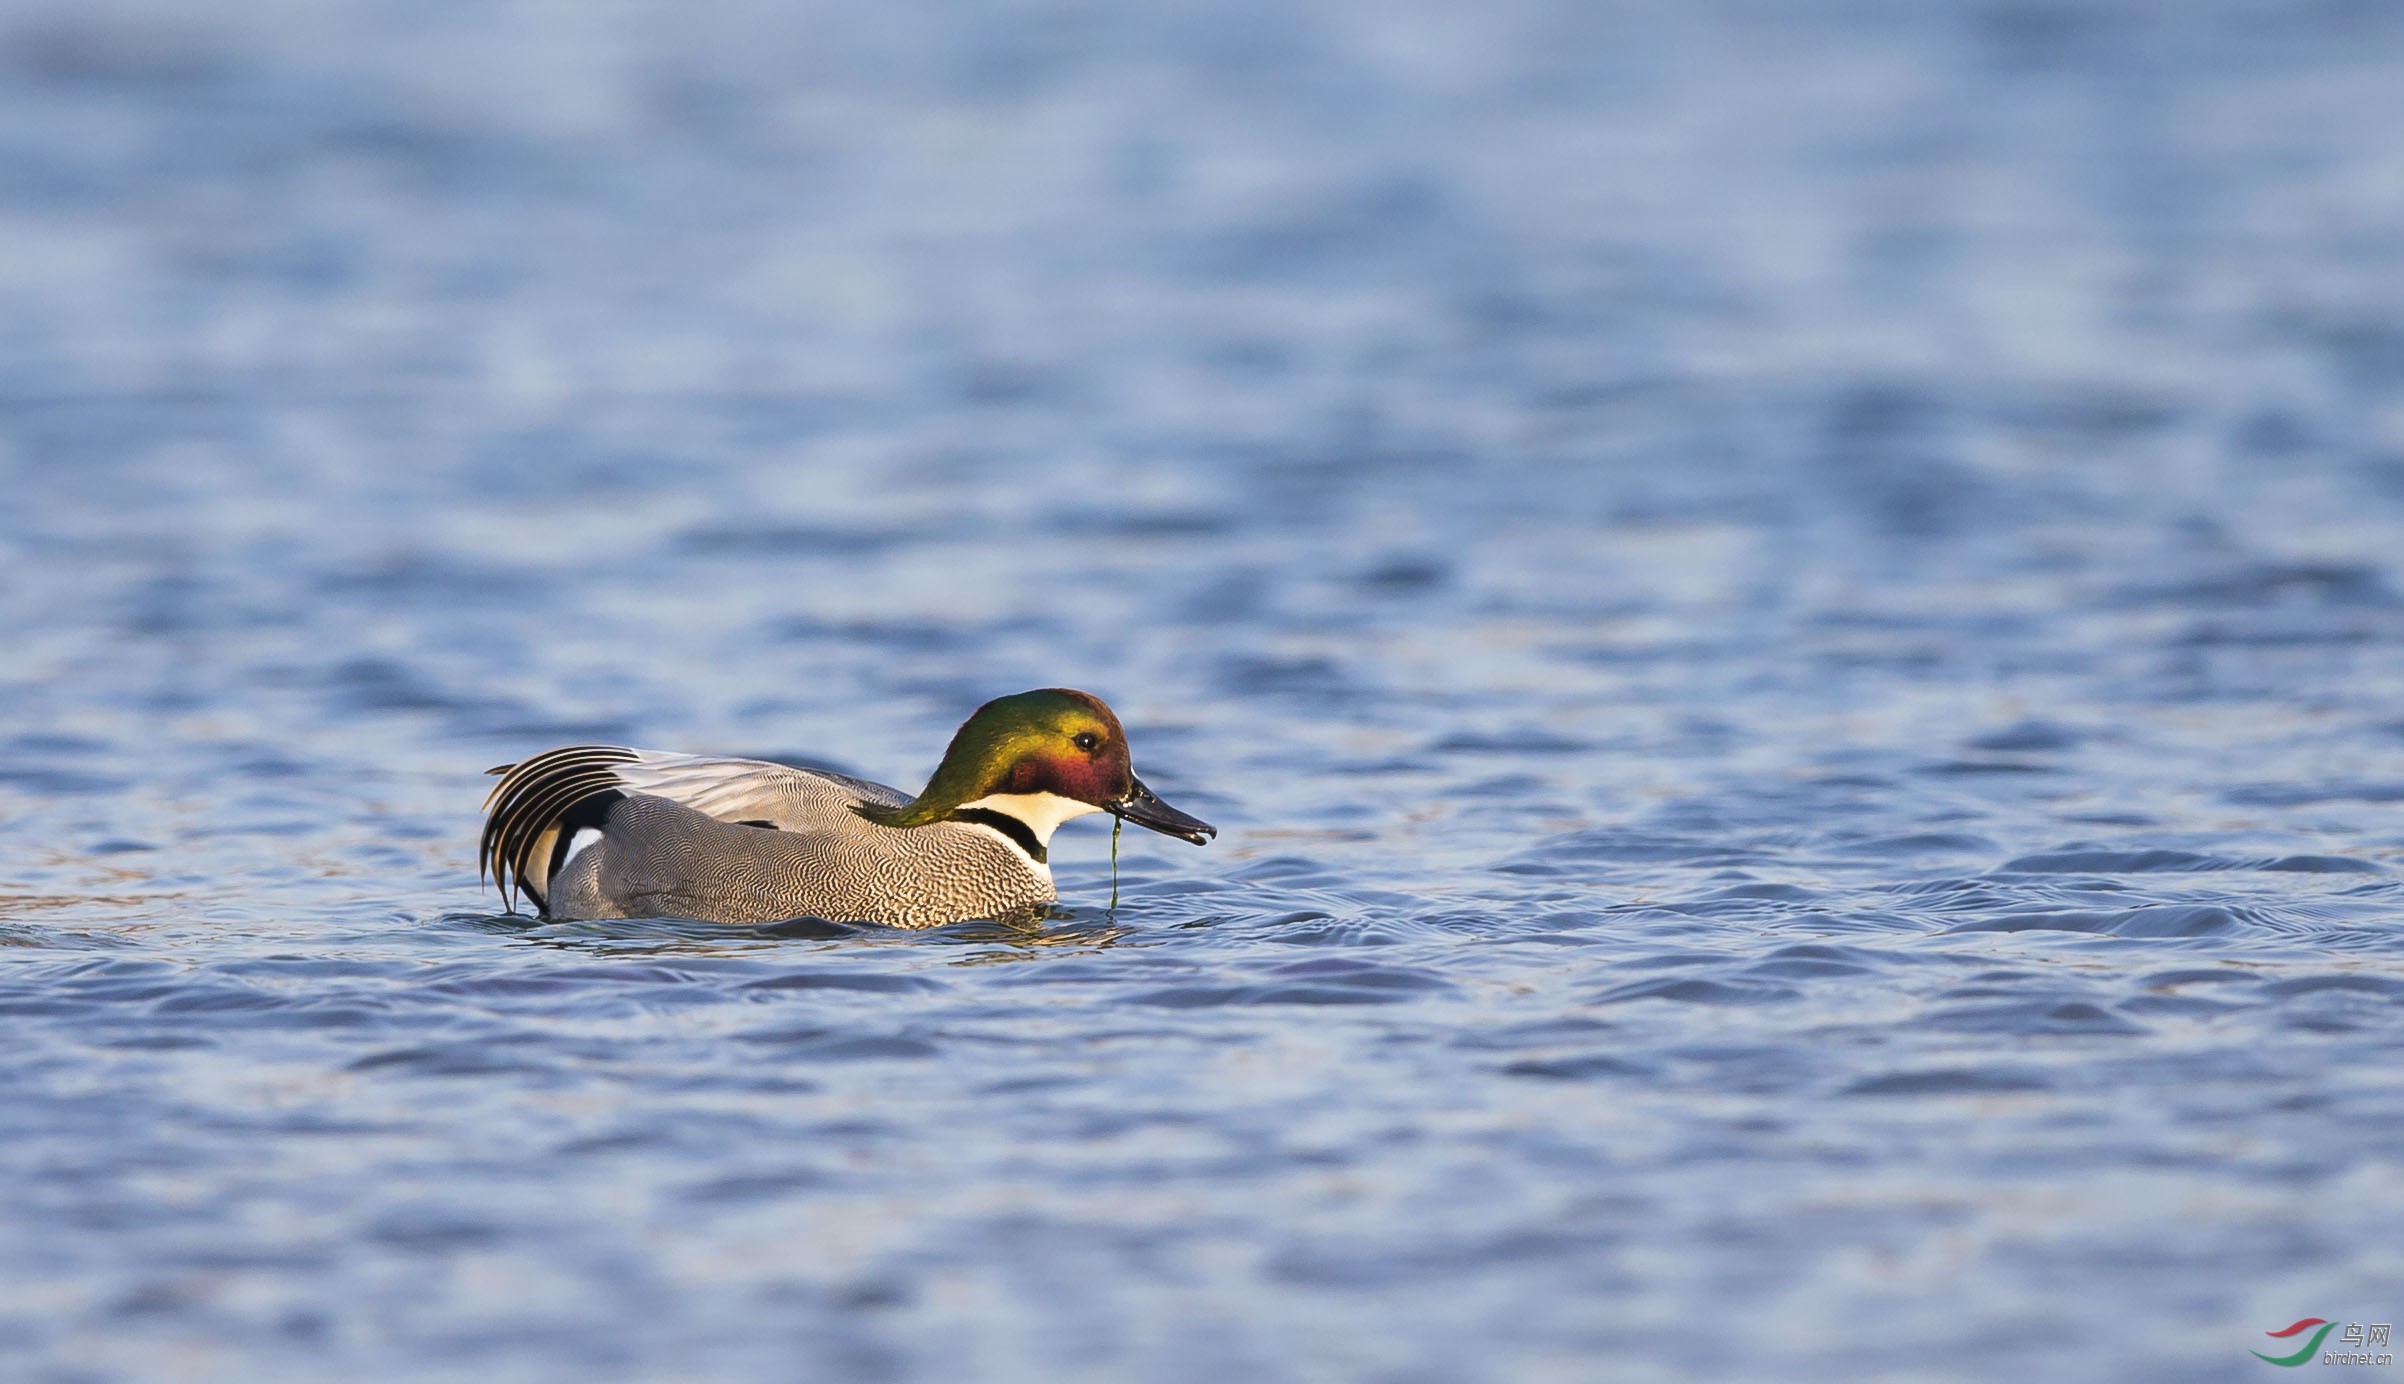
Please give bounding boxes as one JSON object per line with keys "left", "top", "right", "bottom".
{"left": 856, "top": 689, "right": 1214, "bottom": 845}
{"left": 856, "top": 689, "right": 1131, "bottom": 827}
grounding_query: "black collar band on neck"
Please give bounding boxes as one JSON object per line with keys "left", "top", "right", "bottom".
{"left": 948, "top": 807, "right": 1047, "bottom": 863}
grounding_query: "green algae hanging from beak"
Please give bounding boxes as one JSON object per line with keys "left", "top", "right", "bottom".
{"left": 1110, "top": 811, "right": 1123, "bottom": 911}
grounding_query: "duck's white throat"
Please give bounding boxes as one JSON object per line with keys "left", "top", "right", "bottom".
{"left": 957, "top": 791, "right": 1103, "bottom": 849}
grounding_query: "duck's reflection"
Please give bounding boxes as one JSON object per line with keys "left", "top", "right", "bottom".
{"left": 454, "top": 904, "right": 1128, "bottom": 960}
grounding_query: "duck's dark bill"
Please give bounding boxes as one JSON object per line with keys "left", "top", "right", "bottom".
{"left": 1115, "top": 776, "right": 1215, "bottom": 845}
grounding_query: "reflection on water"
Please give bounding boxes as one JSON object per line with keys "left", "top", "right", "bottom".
{"left": 6, "top": 0, "right": 2404, "bottom": 1381}
{"left": 477, "top": 909, "right": 1134, "bottom": 963}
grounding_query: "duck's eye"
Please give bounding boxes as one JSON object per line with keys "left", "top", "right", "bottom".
{"left": 1073, "top": 731, "right": 1101, "bottom": 753}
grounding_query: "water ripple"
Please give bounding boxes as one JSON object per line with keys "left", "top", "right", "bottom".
{"left": 6, "top": 3, "right": 2404, "bottom": 1381}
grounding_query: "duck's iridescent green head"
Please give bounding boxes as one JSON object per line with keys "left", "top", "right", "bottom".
{"left": 859, "top": 688, "right": 1215, "bottom": 845}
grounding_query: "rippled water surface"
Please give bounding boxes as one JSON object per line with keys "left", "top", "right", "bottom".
{"left": 8, "top": 3, "right": 2404, "bottom": 1380}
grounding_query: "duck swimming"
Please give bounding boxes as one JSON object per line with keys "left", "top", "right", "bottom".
{"left": 479, "top": 688, "right": 1215, "bottom": 927}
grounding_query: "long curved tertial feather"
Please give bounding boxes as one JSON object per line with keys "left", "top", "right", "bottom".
{"left": 480, "top": 746, "right": 638, "bottom": 909}
{"left": 478, "top": 747, "right": 913, "bottom": 912}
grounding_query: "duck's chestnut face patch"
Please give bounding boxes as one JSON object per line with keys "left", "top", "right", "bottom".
{"left": 1006, "top": 727, "right": 1131, "bottom": 806}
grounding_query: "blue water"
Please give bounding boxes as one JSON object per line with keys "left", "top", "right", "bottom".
{"left": 7, "top": 3, "right": 2404, "bottom": 1380}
